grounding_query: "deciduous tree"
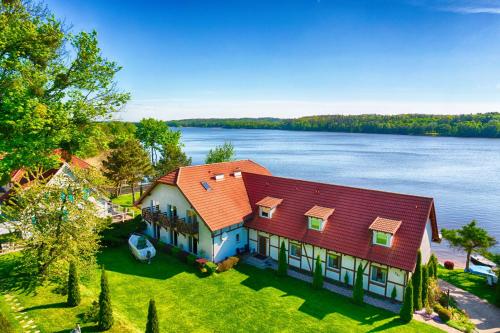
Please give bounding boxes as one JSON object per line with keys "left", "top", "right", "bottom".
{"left": 205, "top": 142, "right": 235, "bottom": 164}
{"left": 136, "top": 118, "right": 180, "bottom": 166}
{"left": 0, "top": 0, "right": 129, "bottom": 183}
{"left": 442, "top": 220, "right": 497, "bottom": 271}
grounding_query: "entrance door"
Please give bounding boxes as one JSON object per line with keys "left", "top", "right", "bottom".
{"left": 173, "top": 231, "right": 178, "bottom": 246}
{"left": 258, "top": 236, "right": 267, "bottom": 256}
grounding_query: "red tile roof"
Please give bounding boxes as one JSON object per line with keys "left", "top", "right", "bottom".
{"left": 243, "top": 173, "right": 438, "bottom": 272}
{"left": 304, "top": 205, "right": 335, "bottom": 220}
{"left": 369, "top": 217, "right": 402, "bottom": 234}
{"left": 137, "top": 160, "right": 272, "bottom": 231}
{"left": 256, "top": 196, "right": 283, "bottom": 208}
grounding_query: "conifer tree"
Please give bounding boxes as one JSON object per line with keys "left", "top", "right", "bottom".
{"left": 277, "top": 241, "right": 287, "bottom": 277}
{"left": 428, "top": 253, "right": 438, "bottom": 279}
{"left": 312, "top": 255, "right": 324, "bottom": 289}
{"left": 400, "top": 279, "right": 414, "bottom": 323}
{"left": 67, "top": 261, "right": 81, "bottom": 307}
{"left": 391, "top": 286, "right": 397, "bottom": 302}
{"left": 145, "top": 298, "right": 159, "bottom": 333}
{"left": 353, "top": 263, "right": 364, "bottom": 305}
{"left": 412, "top": 250, "right": 423, "bottom": 310}
{"left": 421, "top": 265, "right": 429, "bottom": 307}
{"left": 98, "top": 268, "right": 114, "bottom": 330}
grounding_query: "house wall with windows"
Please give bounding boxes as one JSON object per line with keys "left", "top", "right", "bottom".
{"left": 248, "top": 228, "right": 407, "bottom": 301}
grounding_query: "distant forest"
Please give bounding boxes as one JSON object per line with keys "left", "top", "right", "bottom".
{"left": 167, "top": 113, "right": 500, "bottom": 138}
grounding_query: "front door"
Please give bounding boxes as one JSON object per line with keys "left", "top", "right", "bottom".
{"left": 258, "top": 236, "right": 267, "bottom": 256}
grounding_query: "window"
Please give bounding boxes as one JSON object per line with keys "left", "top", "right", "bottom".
{"left": 236, "top": 233, "right": 240, "bottom": 243}
{"left": 259, "top": 206, "right": 272, "bottom": 218}
{"left": 201, "top": 181, "right": 211, "bottom": 191}
{"left": 289, "top": 242, "right": 301, "bottom": 258}
{"left": 373, "top": 231, "right": 391, "bottom": 247}
{"left": 370, "top": 265, "right": 387, "bottom": 284}
{"left": 309, "top": 217, "right": 323, "bottom": 231}
{"left": 187, "top": 210, "right": 197, "bottom": 224}
{"left": 327, "top": 254, "right": 340, "bottom": 270}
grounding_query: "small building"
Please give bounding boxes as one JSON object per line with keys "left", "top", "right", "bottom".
{"left": 137, "top": 160, "right": 439, "bottom": 301}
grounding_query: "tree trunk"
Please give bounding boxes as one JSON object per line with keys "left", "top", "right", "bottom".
{"left": 466, "top": 250, "right": 471, "bottom": 271}
{"left": 131, "top": 185, "right": 135, "bottom": 204}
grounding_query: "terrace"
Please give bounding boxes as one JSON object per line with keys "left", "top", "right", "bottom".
{"left": 142, "top": 206, "right": 199, "bottom": 235}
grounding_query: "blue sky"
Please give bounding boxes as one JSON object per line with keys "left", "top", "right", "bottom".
{"left": 46, "top": 0, "right": 500, "bottom": 120}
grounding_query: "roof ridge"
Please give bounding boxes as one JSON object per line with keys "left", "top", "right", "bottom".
{"left": 243, "top": 172, "right": 434, "bottom": 201}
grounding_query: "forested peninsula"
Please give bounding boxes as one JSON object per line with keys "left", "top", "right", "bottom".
{"left": 167, "top": 113, "right": 500, "bottom": 138}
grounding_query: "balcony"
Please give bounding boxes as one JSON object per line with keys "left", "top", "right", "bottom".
{"left": 142, "top": 206, "right": 199, "bottom": 235}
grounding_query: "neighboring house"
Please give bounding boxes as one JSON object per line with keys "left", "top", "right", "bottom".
{"left": 137, "top": 160, "right": 440, "bottom": 301}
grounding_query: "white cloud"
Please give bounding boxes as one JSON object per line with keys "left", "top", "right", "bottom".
{"left": 412, "top": 0, "right": 500, "bottom": 14}
{"left": 116, "top": 99, "right": 500, "bottom": 121}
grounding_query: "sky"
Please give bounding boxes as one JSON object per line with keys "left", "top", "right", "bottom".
{"left": 45, "top": 0, "right": 500, "bottom": 121}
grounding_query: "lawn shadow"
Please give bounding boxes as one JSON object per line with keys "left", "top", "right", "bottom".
{"left": 53, "top": 324, "right": 101, "bottom": 333}
{"left": 0, "top": 254, "right": 39, "bottom": 294}
{"left": 237, "top": 263, "right": 395, "bottom": 326}
{"left": 366, "top": 317, "right": 404, "bottom": 332}
{"left": 22, "top": 301, "right": 67, "bottom": 311}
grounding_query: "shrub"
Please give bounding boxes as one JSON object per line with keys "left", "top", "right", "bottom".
{"left": 0, "top": 312, "right": 13, "bottom": 333}
{"left": 427, "top": 278, "right": 441, "bottom": 306}
{"left": 81, "top": 300, "right": 99, "bottom": 323}
{"left": 413, "top": 250, "right": 423, "bottom": 310}
{"left": 444, "top": 261, "right": 454, "bottom": 270}
{"left": 428, "top": 253, "right": 438, "bottom": 278}
{"left": 205, "top": 261, "right": 217, "bottom": 275}
{"left": 277, "top": 241, "right": 287, "bottom": 277}
{"left": 391, "top": 286, "right": 397, "bottom": 302}
{"left": 344, "top": 272, "right": 349, "bottom": 285}
{"left": 67, "top": 261, "right": 81, "bottom": 307}
{"left": 177, "top": 250, "right": 190, "bottom": 262}
{"left": 163, "top": 243, "right": 173, "bottom": 254}
{"left": 352, "top": 263, "right": 364, "bottom": 305}
{"left": 422, "top": 265, "right": 429, "bottom": 307}
{"left": 145, "top": 299, "right": 159, "bottom": 333}
{"left": 434, "top": 304, "right": 452, "bottom": 322}
{"left": 400, "top": 279, "right": 414, "bottom": 323}
{"left": 217, "top": 256, "right": 239, "bottom": 272}
{"left": 98, "top": 268, "right": 114, "bottom": 330}
{"left": 187, "top": 254, "right": 197, "bottom": 265}
{"left": 312, "top": 255, "right": 323, "bottom": 289}
{"left": 170, "top": 246, "right": 181, "bottom": 256}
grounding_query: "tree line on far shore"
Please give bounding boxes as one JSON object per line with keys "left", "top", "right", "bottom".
{"left": 167, "top": 113, "right": 500, "bottom": 138}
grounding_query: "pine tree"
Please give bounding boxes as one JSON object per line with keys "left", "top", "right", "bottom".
{"left": 145, "top": 298, "right": 159, "bottom": 333}
{"left": 412, "top": 250, "right": 423, "bottom": 310}
{"left": 421, "top": 265, "right": 429, "bottom": 307}
{"left": 352, "top": 263, "right": 364, "bottom": 305}
{"left": 400, "top": 279, "right": 414, "bottom": 323}
{"left": 98, "top": 268, "right": 114, "bottom": 330}
{"left": 312, "top": 255, "right": 324, "bottom": 289}
{"left": 67, "top": 261, "right": 81, "bottom": 307}
{"left": 277, "top": 241, "right": 287, "bottom": 277}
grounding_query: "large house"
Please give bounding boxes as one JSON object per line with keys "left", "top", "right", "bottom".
{"left": 137, "top": 160, "right": 440, "bottom": 301}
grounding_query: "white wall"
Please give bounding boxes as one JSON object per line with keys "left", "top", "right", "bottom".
{"left": 419, "top": 218, "right": 432, "bottom": 265}
{"left": 213, "top": 225, "right": 246, "bottom": 262}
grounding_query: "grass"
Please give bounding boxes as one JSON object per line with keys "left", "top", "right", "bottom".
{"left": 111, "top": 193, "right": 141, "bottom": 215}
{"left": 0, "top": 239, "right": 444, "bottom": 332}
{"left": 438, "top": 265, "right": 496, "bottom": 305}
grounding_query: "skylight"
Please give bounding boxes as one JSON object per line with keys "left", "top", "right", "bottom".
{"left": 201, "top": 181, "right": 211, "bottom": 191}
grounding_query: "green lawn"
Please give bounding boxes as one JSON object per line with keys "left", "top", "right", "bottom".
{"left": 438, "top": 266, "right": 496, "bottom": 305}
{"left": 0, "top": 246, "right": 444, "bottom": 333}
{"left": 111, "top": 193, "right": 141, "bottom": 215}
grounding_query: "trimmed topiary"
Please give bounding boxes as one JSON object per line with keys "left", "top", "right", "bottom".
{"left": 277, "top": 240, "right": 287, "bottom": 277}
{"left": 352, "top": 263, "right": 364, "bottom": 305}
{"left": 412, "top": 250, "right": 423, "bottom": 310}
{"left": 391, "top": 285, "right": 397, "bottom": 302}
{"left": 344, "top": 271, "right": 349, "bottom": 286}
{"left": 67, "top": 261, "right": 81, "bottom": 307}
{"left": 428, "top": 253, "right": 438, "bottom": 279}
{"left": 98, "top": 268, "right": 114, "bottom": 331}
{"left": 312, "top": 255, "right": 323, "bottom": 289}
{"left": 422, "top": 265, "right": 429, "bottom": 307}
{"left": 400, "top": 278, "right": 414, "bottom": 323}
{"left": 145, "top": 298, "right": 159, "bottom": 333}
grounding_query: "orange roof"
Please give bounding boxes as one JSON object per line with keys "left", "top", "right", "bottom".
{"left": 304, "top": 205, "right": 335, "bottom": 220}
{"left": 256, "top": 196, "right": 283, "bottom": 208}
{"left": 369, "top": 217, "right": 402, "bottom": 234}
{"left": 137, "top": 160, "right": 271, "bottom": 231}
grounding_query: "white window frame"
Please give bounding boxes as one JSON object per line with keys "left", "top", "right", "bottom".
{"left": 370, "top": 265, "right": 387, "bottom": 285}
{"left": 289, "top": 242, "right": 301, "bottom": 258}
{"left": 259, "top": 206, "right": 275, "bottom": 219}
{"left": 373, "top": 231, "right": 392, "bottom": 247}
{"left": 327, "top": 253, "right": 340, "bottom": 270}
{"left": 308, "top": 216, "right": 324, "bottom": 231}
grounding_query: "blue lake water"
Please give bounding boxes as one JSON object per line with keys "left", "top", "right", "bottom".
{"left": 178, "top": 127, "right": 500, "bottom": 261}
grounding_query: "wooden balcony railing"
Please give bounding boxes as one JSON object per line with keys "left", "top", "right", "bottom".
{"left": 142, "top": 206, "right": 198, "bottom": 235}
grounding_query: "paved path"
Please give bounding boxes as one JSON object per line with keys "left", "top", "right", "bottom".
{"left": 439, "top": 279, "right": 500, "bottom": 333}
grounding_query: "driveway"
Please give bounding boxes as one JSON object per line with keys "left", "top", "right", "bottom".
{"left": 439, "top": 279, "right": 500, "bottom": 333}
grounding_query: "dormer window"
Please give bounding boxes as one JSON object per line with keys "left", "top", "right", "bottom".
{"left": 233, "top": 170, "right": 242, "bottom": 178}
{"left": 214, "top": 173, "right": 224, "bottom": 181}
{"left": 369, "top": 217, "right": 402, "bottom": 248}
{"left": 304, "top": 205, "right": 334, "bottom": 231}
{"left": 256, "top": 196, "right": 283, "bottom": 219}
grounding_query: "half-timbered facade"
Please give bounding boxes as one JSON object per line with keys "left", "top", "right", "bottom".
{"left": 137, "top": 160, "right": 439, "bottom": 301}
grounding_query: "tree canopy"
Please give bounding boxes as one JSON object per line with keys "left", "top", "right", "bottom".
{"left": 205, "top": 142, "right": 235, "bottom": 164}
{"left": 0, "top": 0, "right": 129, "bottom": 183}
{"left": 136, "top": 118, "right": 181, "bottom": 166}
{"left": 156, "top": 142, "right": 191, "bottom": 177}
{"left": 442, "top": 220, "right": 497, "bottom": 271}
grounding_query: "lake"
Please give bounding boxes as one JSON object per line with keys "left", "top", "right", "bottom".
{"left": 178, "top": 127, "right": 500, "bottom": 262}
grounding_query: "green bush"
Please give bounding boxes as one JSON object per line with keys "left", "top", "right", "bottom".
{"left": 312, "top": 255, "right": 323, "bottom": 289}
{"left": 67, "top": 261, "right": 81, "bottom": 307}
{"left": 277, "top": 241, "right": 287, "bottom": 277}
{"left": 352, "top": 263, "right": 364, "bottom": 305}
{"left": 171, "top": 246, "right": 181, "bottom": 256}
{"left": 205, "top": 261, "right": 217, "bottom": 275}
{"left": 217, "top": 256, "right": 239, "bottom": 272}
{"left": 98, "top": 268, "right": 114, "bottom": 330}
{"left": 434, "top": 304, "right": 452, "bottom": 322}
{"left": 187, "top": 254, "right": 197, "bottom": 265}
{"left": 81, "top": 300, "right": 99, "bottom": 323}
{"left": 400, "top": 279, "right": 414, "bottom": 323}
{"left": 0, "top": 312, "right": 13, "bottom": 333}
{"left": 145, "top": 299, "right": 159, "bottom": 333}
